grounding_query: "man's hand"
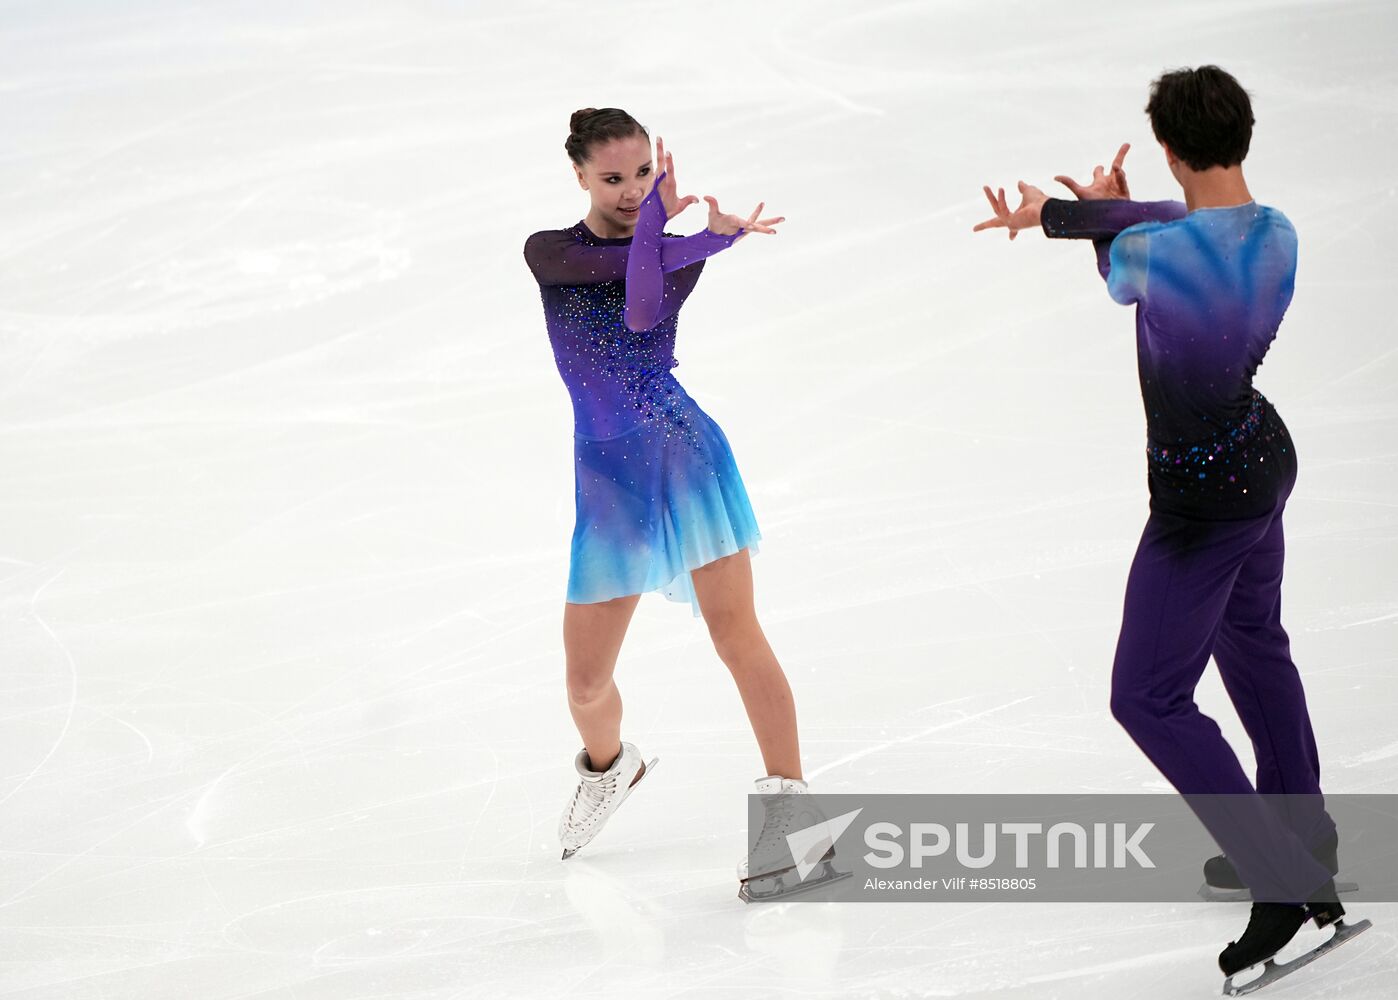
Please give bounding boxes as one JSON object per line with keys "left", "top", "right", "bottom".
{"left": 1054, "top": 142, "right": 1131, "bottom": 201}
{"left": 972, "top": 181, "right": 1048, "bottom": 240}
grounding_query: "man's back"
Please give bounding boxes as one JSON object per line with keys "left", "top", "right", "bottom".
{"left": 1108, "top": 203, "right": 1298, "bottom": 447}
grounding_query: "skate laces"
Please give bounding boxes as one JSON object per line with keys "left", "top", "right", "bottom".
{"left": 752, "top": 792, "right": 807, "bottom": 856}
{"left": 569, "top": 769, "right": 619, "bottom": 829}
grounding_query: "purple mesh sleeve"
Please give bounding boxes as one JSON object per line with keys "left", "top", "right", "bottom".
{"left": 624, "top": 171, "right": 738, "bottom": 330}
{"left": 1040, "top": 198, "right": 1187, "bottom": 281}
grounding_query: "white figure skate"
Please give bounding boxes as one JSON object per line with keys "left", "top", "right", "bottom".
{"left": 737, "top": 775, "right": 851, "bottom": 903}
{"left": 559, "top": 741, "right": 659, "bottom": 860}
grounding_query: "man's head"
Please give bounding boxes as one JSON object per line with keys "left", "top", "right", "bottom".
{"left": 1146, "top": 66, "right": 1254, "bottom": 177}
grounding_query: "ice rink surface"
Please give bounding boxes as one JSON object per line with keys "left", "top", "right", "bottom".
{"left": 2, "top": 0, "right": 1396, "bottom": 997}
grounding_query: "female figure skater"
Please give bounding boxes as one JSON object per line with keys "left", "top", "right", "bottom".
{"left": 973, "top": 67, "right": 1368, "bottom": 992}
{"left": 524, "top": 108, "right": 814, "bottom": 890}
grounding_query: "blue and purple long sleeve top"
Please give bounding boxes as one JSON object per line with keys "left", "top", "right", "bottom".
{"left": 1041, "top": 197, "right": 1300, "bottom": 519}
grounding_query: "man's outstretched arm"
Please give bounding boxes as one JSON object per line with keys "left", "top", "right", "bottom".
{"left": 1040, "top": 198, "right": 1185, "bottom": 282}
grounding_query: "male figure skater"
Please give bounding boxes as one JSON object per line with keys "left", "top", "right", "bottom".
{"left": 973, "top": 65, "right": 1369, "bottom": 993}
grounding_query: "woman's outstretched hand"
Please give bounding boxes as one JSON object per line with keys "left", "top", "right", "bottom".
{"left": 703, "top": 196, "right": 783, "bottom": 240}
{"left": 972, "top": 181, "right": 1048, "bottom": 240}
{"left": 654, "top": 136, "right": 698, "bottom": 221}
{"left": 1053, "top": 142, "right": 1131, "bottom": 200}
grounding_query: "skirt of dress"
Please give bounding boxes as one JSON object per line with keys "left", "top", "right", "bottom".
{"left": 567, "top": 394, "right": 762, "bottom": 618}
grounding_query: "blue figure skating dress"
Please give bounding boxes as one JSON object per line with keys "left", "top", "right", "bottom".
{"left": 524, "top": 171, "right": 762, "bottom": 616}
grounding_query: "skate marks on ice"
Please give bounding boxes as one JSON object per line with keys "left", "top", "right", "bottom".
{"left": 761, "top": 905, "right": 1390, "bottom": 999}
{"left": 552, "top": 861, "right": 847, "bottom": 997}
{"left": 805, "top": 695, "right": 1036, "bottom": 783}
{"left": 561, "top": 859, "right": 666, "bottom": 964}
{"left": 0, "top": 569, "right": 80, "bottom": 812}
{"left": 985, "top": 908, "right": 1385, "bottom": 999}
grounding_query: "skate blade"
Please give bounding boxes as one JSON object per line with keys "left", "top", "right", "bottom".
{"left": 632, "top": 756, "right": 660, "bottom": 788}
{"left": 738, "top": 865, "right": 852, "bottom": 904}
{"left": 1221, "top": 918, "right": 1372, "bottom": 996}
{"left": 1199, "top": 880, "right": 1359, "bottom": 903}
{"left": 559, "top": 755, "right": 660, "bottom": 861}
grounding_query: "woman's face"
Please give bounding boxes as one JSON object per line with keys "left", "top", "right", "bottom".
{"left": 574, "top": 134, "right": 654, "bottom": 230}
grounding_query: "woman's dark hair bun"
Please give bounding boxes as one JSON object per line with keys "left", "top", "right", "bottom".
{"left": 569, "top": 108, "right": 600, "bottom": 133}
{"left": 565, "top": 107, "right": 648, "bottom": 165}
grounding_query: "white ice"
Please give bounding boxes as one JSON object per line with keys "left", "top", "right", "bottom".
{"left": 2, "top": 1, "right": 1396, "bottom": 998}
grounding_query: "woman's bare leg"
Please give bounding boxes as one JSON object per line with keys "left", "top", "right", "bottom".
{"left": 563, "top": 593, "right": 641, "bottom": 772}
{"left": 690, "top": 549, "right": 802, "bottom": 779}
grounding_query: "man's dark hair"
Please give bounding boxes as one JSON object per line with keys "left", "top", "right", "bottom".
{"left": 564, "top": 108, "right": 649, "bottom": 165}
{"left": 1145, "top": 66, "right": 1255, "bottom": 171}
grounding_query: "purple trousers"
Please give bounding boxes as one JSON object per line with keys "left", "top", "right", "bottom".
{"left": 1110, "top": 466, "right": 1336, "bottom": 901}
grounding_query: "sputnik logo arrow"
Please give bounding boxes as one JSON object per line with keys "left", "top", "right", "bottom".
{"left": 787, "top": 808, "right": 862, "bottom": 880}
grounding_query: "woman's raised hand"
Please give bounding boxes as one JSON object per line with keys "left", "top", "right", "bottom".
{"left": 650, "top": 135, "right": 783, "bottom": 238}
{"left": 972, "top": 181, "right": 1048, "bottom": 240}
{"left": 654, "top": 136, "right": 698, "bottom": 221}
{"left": 1053, "top": 142, "right": 1132, "bottom": 201}
{"left": 703, "top": 196, "right": 783, "bottom": 240}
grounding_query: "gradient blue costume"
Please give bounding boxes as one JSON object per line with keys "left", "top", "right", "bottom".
{"left": 1042, "top": 197, "right": 1335, "bottom": 901}
{"left": 525, "top": 172, "right": 761, "bottom": 617}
